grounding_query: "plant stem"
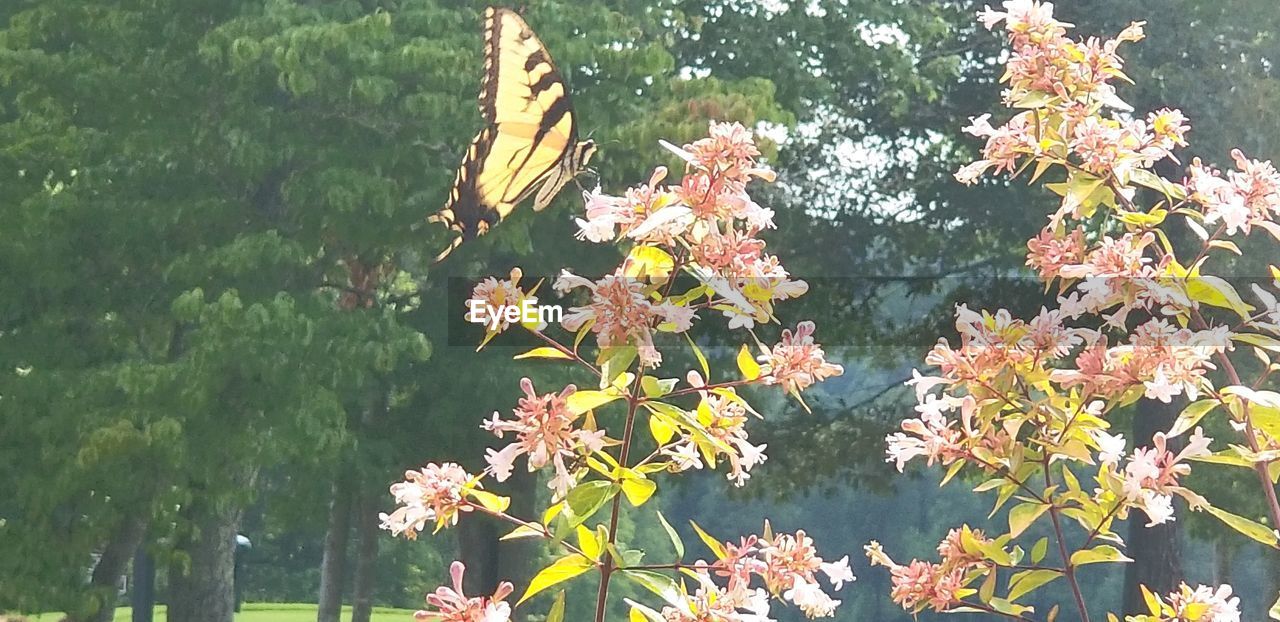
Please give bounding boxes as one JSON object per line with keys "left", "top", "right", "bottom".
{"left": 1044, "top": 457, "right": 1090, "bottom": 622}
{"left": 468, "top": 503, "right": 597, "bottom": 563}
{"left": 593, "top": 372, "right": 645, "bottom": 622}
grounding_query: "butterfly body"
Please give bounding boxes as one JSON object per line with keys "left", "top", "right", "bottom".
{"left": 430, "top": 7, "right": 595, "bottom": 262}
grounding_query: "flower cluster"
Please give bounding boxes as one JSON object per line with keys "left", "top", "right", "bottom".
{"left": 1129, "top": 583, "right": 1242, "bottom": 622}
{"left": 663, "top": 373, "right": 767, "bottom": 486}
{"left": 576, "top": 122, "right": 806, "bottom": 330}
{"left": 873, "top": 1, "right": 1278, "bottom": 619}
{"left": 662, "top": 529, "right": 852, "bottom": 621}
{"left": 554, "top": 272, "right": 695, "bottom": 366}
{"left": 392, "top": 123, "right": 848, "bottom": 622}
{"left": 482, "top": 378, "right": 606, "bottom": 495}
{"left": 865, "top": 527, "right": 995, "bottom": 614}
{"left": 414, "top": 562, "right": 514, "bottom": 622}
{"left": 1185, "top": 149, "right": 1280, "bottom": 238}
{"left": 762, "top": 321, "right": 845, "bottom": 395}
{"left": 379, "top": 463, "right": 475, "bottom": 538}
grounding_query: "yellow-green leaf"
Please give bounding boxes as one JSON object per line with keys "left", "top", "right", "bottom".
{"left": 567, "top": 390, "right": 623, "bottom": 416}
{"left": 621, "top": 474, "right": 657, "bottom": 507}
{"left": 514, "top": 347, "right": 572, "bottom": 360}
{"left": 519, "top": 555, "right": 594, "bottom": 604}
{"left": 1007, "top": 569, "right": 1061, "bottom": 602}
{"left": 1204, "top": 505, "right": 1280, "bottom": 547}
{"left": 1187, "top": 275, "right": 1254, "bottom": 319}
{"left": 648, "top": 411, "right": 676, "bottom": 445}
{"left": 1169, "top": 399, "right": 1218, "bottom": 437}
{"left": 622, "top": 245, "right": 675, "bottom": 279}
{"left": 690, "top": 520, "right": 727, "bottom": 560}
{"left": 468, "top": 489, "right": 510, "bottom": 513}
{"left": 656, "top": 510, "right": 684, "bottom": 559}
{"left": 577, "top": 525, "right": 602, "bottom": 560}
{"left": 547, "top": 591, "right": 566, "bottom": 622}
{"left": 685, "top": 333, "right": 709, "bottom": 378}
{"left": 1070, "top": 545, "right": 1132, "bottom": 566}
{"left": 1008, "top": 502, "right": 1050, "bottom": 538}
{"left": 736, "top": 344, "right": 761, "bottom": 381}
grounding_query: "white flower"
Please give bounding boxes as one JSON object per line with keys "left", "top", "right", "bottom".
{"left": 1090, "top": 429, "right": 1127, "bottom": 466}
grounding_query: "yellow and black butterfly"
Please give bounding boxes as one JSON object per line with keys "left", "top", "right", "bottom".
{"left": 429, "top": 7, "right": 597, "bottom": 262}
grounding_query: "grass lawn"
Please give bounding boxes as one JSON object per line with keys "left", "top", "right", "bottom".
{"left": 22, "top": 603, "right": 414, "bottom": 622}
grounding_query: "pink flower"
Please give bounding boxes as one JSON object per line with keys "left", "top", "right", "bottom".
{"left": 1185, "top": 151, "right": 1280, "bottom": 236}
{"left": 482, "top": 378, "right": 604, "bottom": 495}
{"left": 703, "top": 528, "right": 850, "bottom": 619}
{"left": 380, "top": 463, "right": 475, "bottom": 538}
{"left": 415, "top": 561, "right": 513, "bottom": 622}
{"left": 763, "top": 321, "right": 844, "bottom": 394}
{"left": 1026, "top": 227, "right": 1086, "bottom": 280}
{"left": 684, "top": 121, "right": 773, "bottom": 183}
{"left": 555, "top": 271, "right": 695, "bottom": 367}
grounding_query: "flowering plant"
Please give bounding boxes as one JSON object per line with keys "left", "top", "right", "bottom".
{"left": 871, "top": 2, "right": 1280, "bottom": 621}
{"left": 384, "top": 122, "right": 852, "bottom": 622}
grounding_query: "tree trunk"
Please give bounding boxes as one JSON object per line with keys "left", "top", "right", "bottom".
{"left": 317, "top": 477, "right": 354, "bottom": 622}
{"left": 350, "top": 485, "right": 380, "bottom": 622}
{"left": 168, "top": 466, "right": 256, "bottom": 622}
{"left": 1122, "top": 399, "right": 1183, "bottom": 616}
{"left": 80, "top": 513, "right": 149, "bottom": 622}
{"left": 495, "top": 468, "right": 537, "bottom": 597}
{"left": 458, "top": 513, "right": 502, "bottom": 594}
{"left": 1212, "top": 538, "right": 1234, "bottom": 586}
{"left": 132, "top": 546, "right": 156, "bottom": 622}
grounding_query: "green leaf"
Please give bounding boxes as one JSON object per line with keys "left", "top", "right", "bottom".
{"left": 656, "top": 510, "right": 684, "bottom": 559}
{"left": 1169, "top": 399, "right": 1219, "bottom": 437}
{"left": 1031, "top": 537, "right": 1049, "bottom": 564}
{"left": 597, "top": 346, "right": 638, "bottom": 387}
{"left": 735, "top": 344, "right": 761, "bottom": 381}
{"left": 1070, "top": 545, "right": 1132, "bottom": 567}
{"left": 519, "top": 555, "right": 594, "bottom": 604}
{"left": 1269, "top": 591, "right": 1280, "bottom": 620}
{"left": 621, "top": 570, "right": 683, "bottom": 606}
{"left": 1007, "top": 569, "right": 1060, "bottom": 602}
{"left": 1204, "top": 505, "right": 1280, "bottom": 547}
{"left": 547, "top": 591, "right": 566, "bottom": 622}
{"left": 641, "top": 376, "right": 676, "bottom": 398}
{"left": 513, "top": 347, "right": 572, "bottom": 360}
{"left": 685, "top": 333, "right": 709, "bottom": 378}
{"left": 563, "top": 481, "right": 618, "bottom": 529}
{"left": 1008, "top": 502, "right": 1050, "bottom": 538}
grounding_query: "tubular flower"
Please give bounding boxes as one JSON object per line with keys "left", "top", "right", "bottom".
{"left": 415, "top": 561, "right": 514, "bottom": 622}
{"left": 482, "top": 378, "right": 605, "bottom": 495}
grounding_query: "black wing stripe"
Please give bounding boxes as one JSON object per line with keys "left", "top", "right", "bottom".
{"left": 477, "top": 8, "right": 502, "bottom": 123}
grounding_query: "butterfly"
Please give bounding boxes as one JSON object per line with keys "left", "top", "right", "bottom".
{"left": 428, "top": 7, "right": 596, "bottom": 262}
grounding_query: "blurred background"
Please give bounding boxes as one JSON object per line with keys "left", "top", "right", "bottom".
{"left": 2, "top": 0, "right": 1278, "bottom": 620}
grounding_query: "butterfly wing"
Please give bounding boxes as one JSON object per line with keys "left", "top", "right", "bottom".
{"left": 430, "top": 8, "right": 581, "bottom": 262}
